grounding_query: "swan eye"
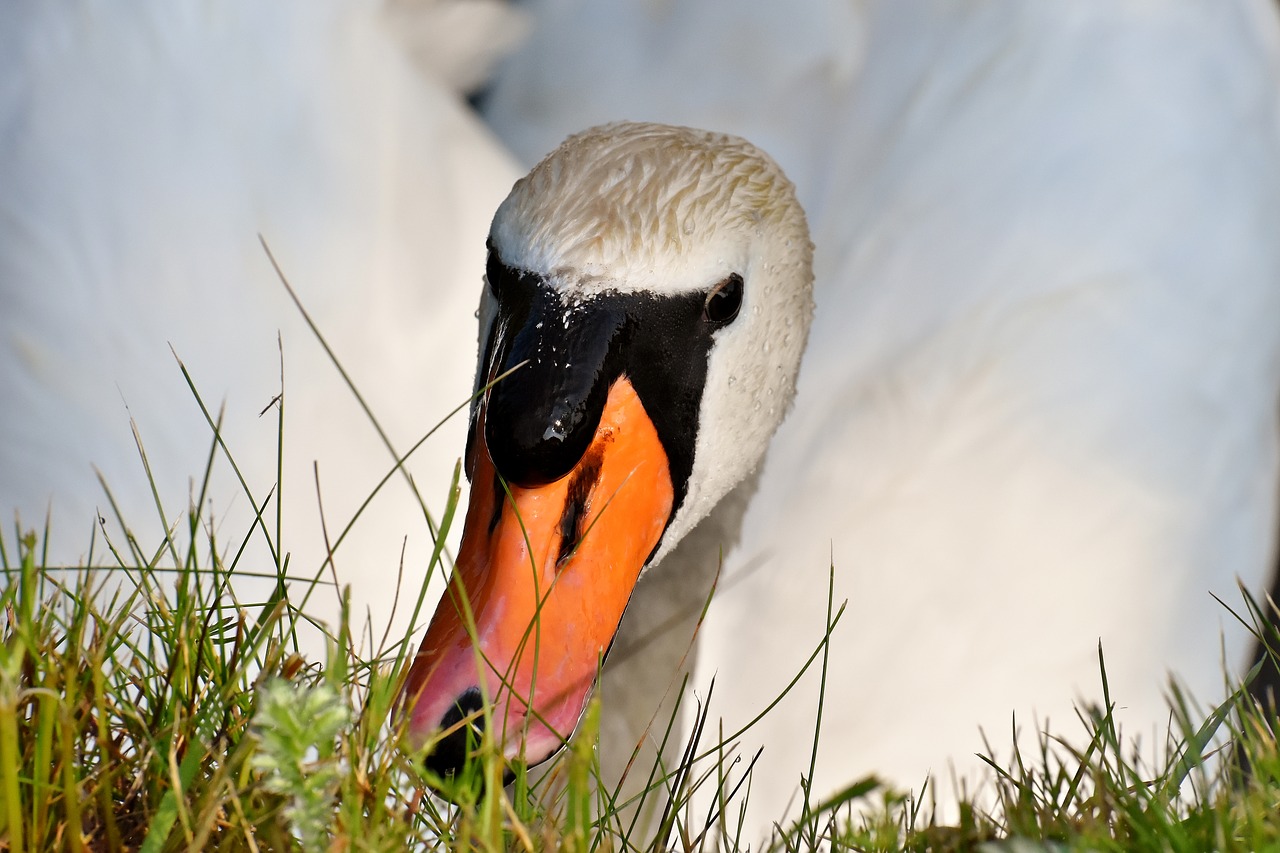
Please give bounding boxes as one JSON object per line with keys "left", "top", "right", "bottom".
{"left": 485, "top": 249, "right": 504, "bottom": 297}
{"left": 704, "top": 273, "right": 744, "bottom": 325}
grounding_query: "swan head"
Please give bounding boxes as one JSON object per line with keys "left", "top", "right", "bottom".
{"left": 400, "top": 122, "right": 813, "bottom": 777}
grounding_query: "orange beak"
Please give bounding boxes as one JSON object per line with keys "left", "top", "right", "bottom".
{"left": 400, "top": 376, "right": 673, "bottom": 773}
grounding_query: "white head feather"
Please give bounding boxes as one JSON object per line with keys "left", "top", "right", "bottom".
{"left": 486, "top": 122, "right": 814, "bottom": 563}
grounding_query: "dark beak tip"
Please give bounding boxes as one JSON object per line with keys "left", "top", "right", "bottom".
{"left": 423, "top": 686, "right": 487, "bottom": 781}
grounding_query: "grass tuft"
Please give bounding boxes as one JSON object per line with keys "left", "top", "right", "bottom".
{"left": 4, "top": 265, "right": 1280, "bottom": 849}
{"left": 6, "top": 498, "right": 1279, "bottom": 851}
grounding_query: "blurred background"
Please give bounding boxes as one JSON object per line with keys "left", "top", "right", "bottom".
{"left": 5, "top": 0, "right": 1280, "bottom": 834}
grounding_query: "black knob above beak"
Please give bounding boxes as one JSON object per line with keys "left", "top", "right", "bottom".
{"left": 484, "top": 291, "right": 628, "bottom": 487}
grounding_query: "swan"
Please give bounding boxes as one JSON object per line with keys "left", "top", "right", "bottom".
{"left": 401, "top": 122, "right": 812, "bottom": 772}
{"left": 0, "top": 0, "right": 525, "bottom": 644}
{"left": 427, "top": 0, "right": 1280, "bottom": 834}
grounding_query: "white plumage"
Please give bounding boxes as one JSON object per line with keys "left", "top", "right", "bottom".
{"left": 0, "top": 0, "right": 522, "bottom": 643}
{"left": 482, "top": 0, "right": 1280, "bottom": 832}
{"left": 8, "top": 0, "right": 1280, "bottom": 842}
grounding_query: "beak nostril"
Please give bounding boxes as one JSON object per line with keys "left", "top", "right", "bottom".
{"left": 425, "top": 686, "right": 487, "bottom": 779}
